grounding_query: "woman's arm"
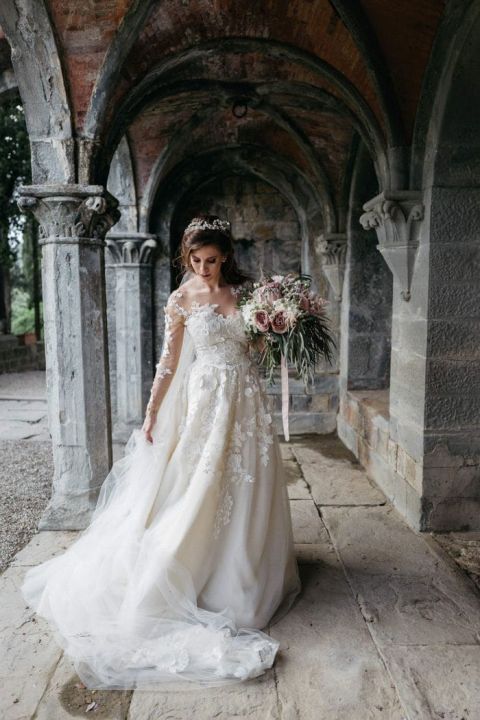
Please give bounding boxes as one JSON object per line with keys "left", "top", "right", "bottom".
{"left": 142, "top": 291, "right": 187, "bottom": 442}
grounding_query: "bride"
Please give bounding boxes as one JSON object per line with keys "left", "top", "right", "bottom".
{"left": 21, "top": 214, "right": 301, "bottom": 689}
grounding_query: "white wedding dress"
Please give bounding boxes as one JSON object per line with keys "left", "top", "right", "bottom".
{"left": 21, "top": 284, "right": 301, "bottom": 689}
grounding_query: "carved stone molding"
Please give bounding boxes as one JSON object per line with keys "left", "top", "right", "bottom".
{"left": 360, "top": 191, "right": 424, "bottom": 301}
{"left": 105, "top": 232, "right": 158, "bottom": 266}
{"left": 17, "top": 184, "right": 120, "bottom": 245}
{"left": 317, "top": 233, "right": 347, "bottom": 301}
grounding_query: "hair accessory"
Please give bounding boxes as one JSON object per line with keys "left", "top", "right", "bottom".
{"left": 185, "top": 218, "right": 231, "bottom": 233}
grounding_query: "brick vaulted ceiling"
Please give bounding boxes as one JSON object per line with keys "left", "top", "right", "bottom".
{"left": 1, "top": 1, "right": 444, "bottom": 229}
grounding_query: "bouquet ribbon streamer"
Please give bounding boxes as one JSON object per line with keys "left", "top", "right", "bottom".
{"left": 280, "top": 353, "right": 290, "bottom": 442}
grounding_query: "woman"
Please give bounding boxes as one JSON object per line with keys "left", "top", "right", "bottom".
{"left": 21, "top": 214, "right": 301, "bottom": 689}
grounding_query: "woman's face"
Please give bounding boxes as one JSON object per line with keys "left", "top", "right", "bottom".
{"left": 189, "top": 244, "right": 226, "bottom": 281}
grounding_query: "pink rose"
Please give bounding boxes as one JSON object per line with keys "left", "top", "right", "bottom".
{"left": 299, "top": 294, "right": 310, "bottom": 312}
{"left": 309, "top": 295, "right": 328, "bottom": 316}
{"left": 271, "top": 310, "right": 288, "bottom": 334}
{"left": 258, "top": 282, "right": 282, "bottom": 304}
{"left": 254, "top": 310, "right": 270, "bottom": 332}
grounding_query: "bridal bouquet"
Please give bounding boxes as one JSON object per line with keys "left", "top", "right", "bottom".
{"left": 238, "top": 272, "right": 336, "bottom": 440}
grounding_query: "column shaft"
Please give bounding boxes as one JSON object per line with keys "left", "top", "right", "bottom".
{"left": 18, "top": 185, "right": 120, "bottom": 529}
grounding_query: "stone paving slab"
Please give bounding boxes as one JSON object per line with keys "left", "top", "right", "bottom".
{"left": 35, "top": 654, "right": 132, "bottom": 720}
{"left": 12, "top": 531, "right": 78, "bottom": 567}
{"left": 321, "top": 504, "right": 480, "bottom": 717}
{"left": 380, "top": 644, "right": 480, "bottom": 719}
{"left": 295, "top": 542, "right": 339, "bottom": 567}
{"left": 292, "top": 433, "right": 354, "bottom": 466}
{"left": 3, "top": 432, "right": 480, "bottom": 718}
{"left": 301, "top": 461, "right": 386, "bottom": 506}
{"left": 322, "top": 505, "right": 439, "bottom": 577}
{"left": 289, "top": 499, "right": 329, "bottom": 544}
{"left": 270, "top": 563, "right": 406, "bottom": 720}
{"left": 127, "top": 672, "right": 278, "bottom": 720}
{"left": 0, "top": 565, "right": 63, "bottom": 720}
{"left": 284, "top": 459, "right": 311, "bottom": 499}
{"left": 0, "top": 398, "right": 47, "bottom": 419}
{"left": 0, "top": 419, "right": 50, "bottom": 440}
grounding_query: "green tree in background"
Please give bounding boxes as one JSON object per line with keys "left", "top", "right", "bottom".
{"left": 0, "top": 98, "right": 38, "bottom": 336}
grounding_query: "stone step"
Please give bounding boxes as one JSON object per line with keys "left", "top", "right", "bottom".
{"left": 273, "top": 410, "right": 337, "bottom": 434}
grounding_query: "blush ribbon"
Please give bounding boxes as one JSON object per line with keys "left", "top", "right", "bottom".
{"left": 280, "top": 352, "right": 290, "bottom": 442}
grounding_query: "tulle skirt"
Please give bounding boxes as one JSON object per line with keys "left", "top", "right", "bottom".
{"left": 21, "top": 350, "right": 301, "bottom": 689}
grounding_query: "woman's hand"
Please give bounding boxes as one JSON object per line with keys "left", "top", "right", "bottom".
{"left": 142, "top": 411, "right": 157, "bottom": 444}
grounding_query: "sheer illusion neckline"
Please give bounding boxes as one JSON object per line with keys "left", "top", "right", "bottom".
{"left": 184, "top": 285, "right": 242, "bottom": 321}
{"left": 189, "top": 302, "right": 241, "bottom": 321}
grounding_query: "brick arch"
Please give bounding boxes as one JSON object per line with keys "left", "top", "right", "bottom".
{"left": 94, "top": 40, "right": 390, "bottom": 190}
{"left": 131, "top": 84, "right": 338, "bottom": 234}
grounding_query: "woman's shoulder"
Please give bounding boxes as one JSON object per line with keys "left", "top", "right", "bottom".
{"left": 165, "top": 283, "right": 192, "bottom": 318}
{"left": 169, "top": 278, "right": 196, "bottom": 304}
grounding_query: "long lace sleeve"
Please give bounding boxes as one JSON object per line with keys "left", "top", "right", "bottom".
{"left": 145, "top": 291, "right": 188, "bottom": 418}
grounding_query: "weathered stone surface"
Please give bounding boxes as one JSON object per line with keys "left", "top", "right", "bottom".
{"left": 35, "top": 654, "right": 132, "bottom": 720}
{"left": 295, "top": 543, "right": 339, "bottom": 567}
{"left": 301, "top": 461, "right": 386, "bottom": 506}
{"left": 322, "top": 506, "right": 480, "bottom": 646}
{"left": 17, "top": 186, "right": 120, "bottom": 531}
{"left": 284, "top": 460, "right": 311, "bottom": 499}
{"left": 270, "top": 564, "right": 405, "bottom": 720}
{"left": 106, "top": 242, "right": 157, "bottom": 441}
{"left": 128, "top": 672, "right": 278, "bottom": 719}
{"left": 12, "top": 531, "right": 78, "bottom": 567}
{"left": 272, "top": 411, "right": 337, "bottom": 435}
{"left": 278, "top": 442, "right": 295, "bottom": 461}
{"left": 292, "top": 433, "right": 356, "bottom": 465}
{"left": 290, "top": 499, "right": 328, "bottom": 544}
{"left": 381, "top": 645, "right": 480, "bottom": 720}
{"left": 432, "top": 531, "right": 480, "bottom": 590}
{"left": 0, "top": 565, "right": 63, "bottom": 720}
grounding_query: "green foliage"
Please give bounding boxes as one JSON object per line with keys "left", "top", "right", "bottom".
{"left": 11, "top": 287, "right": 41, "bottom": 335}
{"left": 0, "top": 99, "right": 31, "bottom": 270}
{"left": 261, "top": 313, "right": 336, "bottom": 386}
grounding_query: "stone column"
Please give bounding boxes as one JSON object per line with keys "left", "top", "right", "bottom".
{"left": 17, "top": 184, "right": 120, "bottom": 530}
{"left": 105, "top": 232, "right": 158, "bottom": 441}
{"left": 359, "top": 190, "right": 427, "bottom": 528}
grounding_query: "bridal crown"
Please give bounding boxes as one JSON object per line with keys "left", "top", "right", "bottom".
{"left": 185, "top": 218, "right": 231, "bottom": 234}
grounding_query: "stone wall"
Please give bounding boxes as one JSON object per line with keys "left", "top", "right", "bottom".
{"left": 338, "top": 390, "right": 423, "bottom": 529}
{"left": 0, "top": 336, "right": 45, "bottom": 374}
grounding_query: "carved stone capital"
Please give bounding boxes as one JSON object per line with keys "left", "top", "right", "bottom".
{"left": 105, "top": 232, "right": 158, "bottom": 266}
{"left": 316, "top": 233, "right": 347, "bottom": 301}
{"left": 17, "top": 184, "right": 120, "bottom": 246}
{"left": 360, "top": 191, "right": 424, "bottom": 301}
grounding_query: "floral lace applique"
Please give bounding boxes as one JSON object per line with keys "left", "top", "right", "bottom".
{"left": 213, "top": 407, "right": 272, "bottom": 539}
{"left": 145, "top": 290, "right": 186, "bottom": 417}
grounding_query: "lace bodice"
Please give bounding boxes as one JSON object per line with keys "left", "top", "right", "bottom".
{"left": 145, "top": 285, "right": 250, "bottom": 416}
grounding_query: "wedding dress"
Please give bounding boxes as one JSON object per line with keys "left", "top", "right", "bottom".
{"left": 21, "top": 284, "right": 301, "bottom": 689}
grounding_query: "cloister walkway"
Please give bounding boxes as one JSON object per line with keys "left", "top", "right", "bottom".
{"left": 1, "top": 373, "right": 480, "bottom": 719}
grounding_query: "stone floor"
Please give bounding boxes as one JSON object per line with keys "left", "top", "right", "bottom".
{"left": 1, "top": 374, "right": 480, "bottom": 718}
{"left": 0, "top": 371, "right": 49, "bottom": 441}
